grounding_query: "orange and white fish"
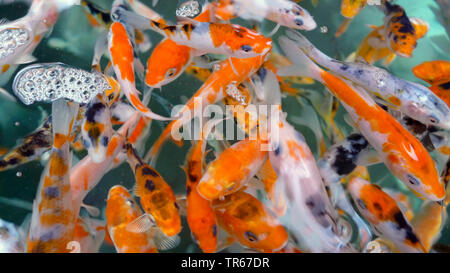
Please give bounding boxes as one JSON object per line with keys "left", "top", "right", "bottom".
{"left": 81, "top": 94, "right": 113, "bottom": 163}
{"left": 347, "top": 177, "right": 426, "bottom": 253}
{"left": 279, "top": 31, "right": 445, "bottom": 202}
{"left": 215, "top": 0, "right": 316, "bottom": 32}
{"left": 212, "top": 191, "right": 288, "bottom": 252}
{"left": 280, "top": 30, "right": 450, "bottom": 130}
{"left": 107, "top": 20, "right": 172, "bottom": 121}
{"left": 184, "top": 134, "right": 217, "bottom": 253}
{"left": 144, "top": 3, "right": 214, "bottom": 88}
{"left": 256, "top": 70, "right": 351, "bottom": 252}
{"left": 114, "top": 7, "right": 272, "bottom": 59}
{"left": 145, "top": 54, "right": 267, "bottom": 165}
{"left": 27, "top": 100, "right": 79, "bottom": 253}
{"left": 411, "top": 201, "right": 446, "bottom": 252}
{"left": 0, "top": 0, "right": 78, "bottom": 80}
{"left": 125, "top": 143, "right": 182, "bottom": 237}
{"left": 197, "top": 136, "right": 268, "bottom": 201}
{"left": 413, "top": 60, "right": 450, "bottom": 107}
{"left": 106, "top": 185, "right": 158, "bottom": 253}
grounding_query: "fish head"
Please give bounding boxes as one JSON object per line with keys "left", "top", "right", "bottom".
{"left": 145, "top": 39, "right": 192, "bottom": 88}
{"left": 278, "top": 4, "right": 317, "bottom": 30}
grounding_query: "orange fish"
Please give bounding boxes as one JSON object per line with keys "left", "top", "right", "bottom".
{"left": 106, "top": 185, "right": 158, "bottom": 253}
{"left": 126, "top": 144, "right": 181, "bottom": 237}
{"left": 213, "top": 191, "right": 288, "bottom": 252}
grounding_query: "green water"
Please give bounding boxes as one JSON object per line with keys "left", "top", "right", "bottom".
{"left": 0, "top": 0, "right": 449, "bottom": 253}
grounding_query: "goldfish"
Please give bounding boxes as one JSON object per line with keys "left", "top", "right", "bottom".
{"left": 212, "top": 191, "right": 288, "bottom": 252}
{"left": 355, "top": 17, "right": 429, "bottom": 65}
{"left": 380, "top": 1, "right": 428, "bottom": 58}
{"left": 125, "top": 143, "right": 182, "bottom": 237}
{"left": 347, "top": 177, "right": 426, "bottom": 253}
{"left": 107, "top": 20, "right": 172, "bottom": 121}
{"left": 105, "top": 185, "right": 158, "bottom": 253}
{"left": 0, "top": 219, "right": 25, "bottom": 253}
{"left": 27, "top": 99, "right": 79, "bottom": 253}
{"left": 81, "top": 93, "right": 113, "bottom": 163}
{"left": 280, "top": 31, "right": 450, "bottom": 130}
{"left": 279, "top": 30, "right": 445, "bottom": 201}
{"left": 413, "top": 60, "right": 450, "bottom": 107}
{"left": 114, "top": 6, "right": 273, "bottom": 59}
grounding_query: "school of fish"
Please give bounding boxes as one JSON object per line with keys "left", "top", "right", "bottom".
{"left": 0, "top": 0, "right": 449, "bottom": 253}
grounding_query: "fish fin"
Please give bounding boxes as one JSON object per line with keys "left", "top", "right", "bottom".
{"left": 247, "top": 177, "right": 265, "bottom": 190}
{"left": 354, "top": 55, "right": 369, "bottom": 64}
{"left": 152, "top": 229, "right": 181, "bottom": 250}
{"left": 132, "top": 183, "right": 141, "bottom": 197}
{"left": 134, "top": 57, "right": 146, "bottom": 82}
{"left": 91, "top": 30, "right": 108, "bottom": 70}
{"left": 52, "top": 100, "right": 79, "bottom": 137}
{"left": 278, "top": 33, "right": 322, "bottom": 81}
{"left": 126, "top": 213, "right": 157, "bottom": 233}
{"left": 345, "top": 52, "right": 356, "bottom": 62}
{"left": 228, "top": 57, "right": 239, "bottom": 76}
{"left": 356, "top": 148, "right": 382, "bottom": 166}
{"left": 267, "top": 23, "right": 281, "bottom": 37}
{"left": 410, "top": 17, "right": 429, "bottom": 39}
{"left": 152, "top": 0, "right": 158, "bottom": 6}
{"left": 335, "top": 18, "right": 352, "bottom": 38}
{"left": 14, "top": 54, "right": 37, "bottom": 65}
{"left": 176, "top": 16, "right": 199, "bottom": 25}
{"left": 81, "top": 203, "right": 101, "bottom": 217}
{"left": 19, "top": 213, "right": 32, "bottom": 240}
{"left": 0, "top": 87, "right": 17, "bottom": 102}
{"left": 0, "top": 18, "right": 9, "bottom": 25}
{"left": 175, "top": 194, "right": 187, "bottom": 217}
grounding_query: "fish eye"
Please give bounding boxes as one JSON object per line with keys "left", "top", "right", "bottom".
{"left": 244, "top": 231, "right": 258, "bottom": 242}
{"left": 241, "top": 45, "right": 252, "bottom": 53}
{"left": 406, "top": 175, "right": 420, "bottom": 185}
{"left": 295, "top": 19, "right": 303, "bottom": 26}
{"left": 429, "top": 116, "right": 439, "bottom": 124}
{"left": 166, "top": 68, "right": 177, "bottom": 78}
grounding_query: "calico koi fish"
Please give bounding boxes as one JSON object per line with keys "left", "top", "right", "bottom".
{"left": 125, "top": 143, "right": 181, "bottom": 237}
{"left": 279, "top": 30, "right": 450, "bottom": 130}
{"left": 279, "top": 31, "right": 445, "bottom": 201}
{"left": 27, "top": 100, "right": 79, "bottom": 253}
{"left": 106, "top": 185, "right": 158, "bottom": 253}
{"left": 212, "top": 191, "right": 288, "bottom": 252}
{"left": 347, "top": 177, "right": 426, "bottom": 253}
{"left": 81, "top": 94, "right": 113, "bottom": 163}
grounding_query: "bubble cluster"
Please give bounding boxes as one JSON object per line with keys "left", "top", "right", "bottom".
{"left": 226, "top": 82, "right": 247, "bottom": 105}
{"left": 175, "top": 0, "right": 200, "bottom": 18}
{"left": 0, "top": 28, "right": 30, "bottom": 59}
{"left": 13, "top": 62, "right": 111, "bottom": 105}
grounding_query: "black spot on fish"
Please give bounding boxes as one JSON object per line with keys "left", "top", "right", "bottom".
{"left": 274, "top": 145, "right": 281, "bottom": 156}
{"left": 83, "top": 139, "right": 90, "bottom": 148}
{"left": 174, "top": 202, "right": 179, "bottom": 210}
{"left": 355, "top": 69, "right": 364, "bottom": 77}
{"left": 212, "top": 225, "right": 217, "bottom": 237}
{"left": 7, "top": 158, "right": 19, "bottom": 165}
{"left": 340, "top": 64, "right": 349, "bottom": 71}
{"left": 331, "top": 134, "right": 368, "bottom": 176}
{"left": 145, "top": 179, "right": 155, "bottom": 191}
{"left": 17, "top": 146, "right": 34, "bottom": 157}
{"left": 373, "top": 202, "right": 382, "bottom": 211}
{"left": 101, "top": 136, "right": 109, "bottom": 146}
{"left": 393, "top": 211, "right": 420, "bottom": 244}
{"left": 43, "top": 186, "right": 60, "bottom": 199}
{"left": 244, "top": 231, "right": 258, "bottom": 242}
{"left": 257, "top": 68, "right": 267, "bottom": 82}
{"left": 439, "top": 81, "right": 450, "bottom": 90}
{"left": 165, "top": 26, "right": 177, "bottom": 33}
{"left": 85, "top": 102, "right": 105, "bottom": 123}
{"left": 141, "top": 167, "right": 158, "bottom": 177}
{"left": 186, "top": 185, "right": 192, "bottom": 196}
{"left": 0, "top": 161, "right": 6, "bottom": 168}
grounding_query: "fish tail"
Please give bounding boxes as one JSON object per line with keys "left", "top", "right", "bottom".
{"left": 125, "top": 86, "right": 174, "bottom": 121}
{"left": 277, "top": 34, "right": 323, "bottom": 83}
{"left": 51, "top": 100, "right": 79, "bottom": 146}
